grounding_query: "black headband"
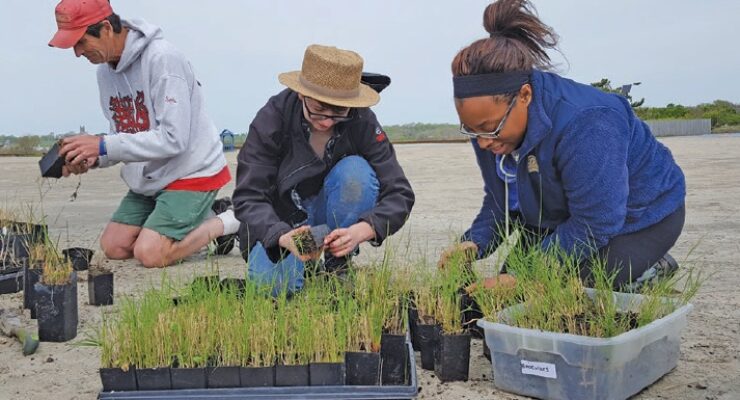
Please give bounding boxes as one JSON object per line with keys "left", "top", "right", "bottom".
{"left": 453, "top": 71, "right": 531, "bottom": 98}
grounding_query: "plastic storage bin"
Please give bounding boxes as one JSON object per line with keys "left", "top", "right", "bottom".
{"left": 477, "top": 289, "right": 693, "bottom": 400}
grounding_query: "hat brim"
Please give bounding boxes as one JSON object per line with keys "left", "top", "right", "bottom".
{"left": 278, "top": 71, "right": 380, "bottom": 108}
{"left": 48, "top": 27, "right": 87, "bottom": 49}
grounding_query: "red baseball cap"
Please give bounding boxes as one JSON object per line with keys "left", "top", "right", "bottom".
{"left": 49, "top": 0, "right": 114, "bottom": 49}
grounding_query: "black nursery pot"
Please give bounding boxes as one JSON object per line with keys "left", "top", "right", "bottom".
{"left": 408, "top": 306, "right": 420, "bottom": 351}
{"left": 9, "top": 222, "right": 49, "bottom": 245}
{"left": 416, "top": 323, "right": 441, "bottom": 371}
{"left": 88, "top": 270, "right": 114, "bottom": 306}
{"left": 38, "top": 141, "right": 65, "bottom": 178}
{"left": 275, "top": 364, "right": 310, "bottom": 387}
{"left": 0, "top": 264, "right": 23, "bottom": 295}
{"left": 26, "top": 224, "right": 48, "bottom": 245}
{"left": 239, "top": 366, "right": 275, "bottom": 387}
{"left": 460, "top": 291, "right": 484, "bottom": 338}
{"left": 62, "top": 247, "right": 94, "bottom": 271}
{"left": 1, "top": 233, "right": 31, "bottom": 263}
{"left": 345, "top": 352, "right": 380, "bottom": 386}
{"left": 380, "top": 333, "right": 408, "bottom": 385}
{"left": 309, "top": 362, "right": 345, "bottom": 386}
{"left": 207, "top": 366, "right": 241, "bottom": 388}
{"left": 434, "top": 332, "right": 471, "bottom": 382}
{"left": 136, "top": 367, "right": 172, "bottom": 390}
{"left": 35, "top": 272, "right": 78, "bottom": 342}
{"left": 192, "top": 275, "right": 220, "bottom": 291}
{"left": 23, "top": 265, "right": 43, "bottom": 319}
{"left": 170, "top": 367, "right": 207, "bottom": 390}
{"left": 219, "top": 277, "right": 247, "bottom": 297}
{"left": 100, "top": 367, "right": 137, "bottom": 392}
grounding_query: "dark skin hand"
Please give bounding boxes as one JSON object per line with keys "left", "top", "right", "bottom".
{"left": 60, "top": 134, "right": 101, "bottom": 166}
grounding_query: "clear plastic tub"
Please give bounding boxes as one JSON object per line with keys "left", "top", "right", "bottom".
{"left": 477, "top": 289, "right": 693, "bottom": 400}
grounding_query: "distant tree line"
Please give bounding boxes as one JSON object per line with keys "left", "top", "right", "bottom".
{"left": 3, "top": 90, "right": 739, "bottom": 155}
{"left": 590, "top": 78, "right": 740, "bottom": 130}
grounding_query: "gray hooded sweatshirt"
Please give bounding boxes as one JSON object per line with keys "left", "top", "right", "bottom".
{"left": 96, "top": 19, "right": 227, "bottom": 196}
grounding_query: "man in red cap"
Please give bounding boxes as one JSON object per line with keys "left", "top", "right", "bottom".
{"left": 49, "top": 0, "right": 241, "bottom": 268}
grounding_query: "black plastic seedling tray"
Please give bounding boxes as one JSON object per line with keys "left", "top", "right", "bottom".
{"left": 98, "top": 339, "right": 418, "bottom": 400}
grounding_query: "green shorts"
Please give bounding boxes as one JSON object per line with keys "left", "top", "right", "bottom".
{"left": 110, "top": 190, "right": 218, "bottom": 241}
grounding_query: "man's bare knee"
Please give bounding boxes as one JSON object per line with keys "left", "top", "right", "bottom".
{"left": 100, "top": 238, "right": 132, "bottom": 260}
{"left": 102, "top": 246, "right": 132, "bottom": 260}
{"left": 133, "top": 237, "right": 173, "bottom": 268}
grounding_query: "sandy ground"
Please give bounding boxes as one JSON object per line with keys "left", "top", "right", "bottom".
{"left": 1, "top": 135, "right": 739, "bottom": 400}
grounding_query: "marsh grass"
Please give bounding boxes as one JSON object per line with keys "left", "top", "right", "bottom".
{"left": 484, "top": 236, "right": 702, "bottom": 338}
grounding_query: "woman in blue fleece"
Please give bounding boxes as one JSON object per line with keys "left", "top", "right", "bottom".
{"left": 440, "top": 0, "right": 686, "bottom": 289}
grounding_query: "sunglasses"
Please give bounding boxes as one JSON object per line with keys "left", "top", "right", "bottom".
{"left": 459, "top": 95, "right": 517, "bottom": 139}
{"left": 303, "top": 97, "right": 353, "bottom": 123}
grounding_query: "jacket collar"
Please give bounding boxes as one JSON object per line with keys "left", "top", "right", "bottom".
{"left": 516, "top": 71, "right": 553, "bottom": 157}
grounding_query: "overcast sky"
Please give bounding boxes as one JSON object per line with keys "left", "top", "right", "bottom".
{"left": 2, "top": 0, "right": 738, "bottom": 135}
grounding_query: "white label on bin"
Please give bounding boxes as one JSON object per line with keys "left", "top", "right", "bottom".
{"left": 520, "top": 360, "right": 557, "bottom": 379}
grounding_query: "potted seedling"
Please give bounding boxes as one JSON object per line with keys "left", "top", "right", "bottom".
{"left": 292, "top": 224, "right": 330, "bottom": 256}
{"left": 134, "top": 306, "right": 174, "bottom": 391}
{"left": 97, "top": 316, "right": 138, "bottom": 392}
{"left": 274, "top": 291, "right": 310, "bottom": 387}
{"left": 88, "top": 264, "right": 114, "bottom": 306}
{"left": 206, "top": 293, "right": 242, "bottom": 389}
{"left": 35, "top": 252, "right": 77, "bottom": 342}
{"left": 309, "top": 313, "right": 346, "bottom": 386}
{"left": 24, "top": 244, "right": 54, "bottom": 319}
{"left": 476, "top": 245, "right": 701, "bottom": 400}
{"left": 306, "top": 278, "right": 347, "bottom": 387}
{"left": 240, "top": 286, "right": 276, "bottom": 387}
{"left": 62, "top": 247, "right": 94, "bottom": 271}
{"left": 433, "top": 262, "right": 472, "bottom": 382}
{"left": 412, "top": 272, "right": 442, "bottom": 371}
{"left": 1, "top": 231, "right": 31, "bottom": 265}
{"left": 169, "top": 306, "right": 208, "bottom": 389}
{"left": 343, "top": 270, "right": 383, "bottom": 386}
{"left": 0, "top": 211, "right": 26, "bottom": 294}
{"left": 380, "top": 294, "right": 409, "bottom": 385}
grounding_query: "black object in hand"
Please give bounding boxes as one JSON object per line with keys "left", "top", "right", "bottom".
{"left": 38, "top": 141, "right": 65, "bottom": 179}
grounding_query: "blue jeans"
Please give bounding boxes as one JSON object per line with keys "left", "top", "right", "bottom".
{"left": 247, "top": 156, "right": 379, "bottom": 295}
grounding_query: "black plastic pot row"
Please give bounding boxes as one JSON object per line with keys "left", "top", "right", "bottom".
{"left": 100, "top": 349, "right": 409, "bottom": 392}
{"left": 408, "top": 306, "right": 472, "bottom": 382}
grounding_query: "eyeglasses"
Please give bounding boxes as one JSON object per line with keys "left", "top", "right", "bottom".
{"left": 459, "top": 95, "right": 517, "bottom": 139}
{"left": 303, "top": 97, "right": 353, "bottom": 123}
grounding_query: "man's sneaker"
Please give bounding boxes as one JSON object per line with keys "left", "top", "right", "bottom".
{"left": 625, "top": 253, "right": 679, "bottom": 292}
{"left": 212, "top": 197, "right": 238, "bottom": 255}
{"left": 212, "top": 197, "right": 233, "bottom": 215}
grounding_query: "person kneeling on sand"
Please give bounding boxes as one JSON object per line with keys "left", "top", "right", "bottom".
{"left": 438, "top": 0, "right": 686, "bottom": 292}
{"left": 233, "top": 44, "right": 415, "bottom": 295}
{"left": 48, "top": 0, "right": 240, "bottom": 268}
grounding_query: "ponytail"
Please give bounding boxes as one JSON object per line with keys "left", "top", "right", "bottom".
{"left": 452, "top": 0, "right": 559, "bottom": 78}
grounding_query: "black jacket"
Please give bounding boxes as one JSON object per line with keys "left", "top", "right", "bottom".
{"left": 233, "top": 89, "right": 415, "bottom": 261}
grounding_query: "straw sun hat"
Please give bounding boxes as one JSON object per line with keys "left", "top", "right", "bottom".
{"left": 278, "top": 44, "right": 380, "bottom": 108}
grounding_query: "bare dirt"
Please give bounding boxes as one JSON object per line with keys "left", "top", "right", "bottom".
{"left": 1, "top": 135, "right": 739, "bottom": 400}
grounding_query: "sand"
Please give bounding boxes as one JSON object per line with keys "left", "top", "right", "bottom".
{"left": 0, "top": 135, "right": 739, "bottom": 400}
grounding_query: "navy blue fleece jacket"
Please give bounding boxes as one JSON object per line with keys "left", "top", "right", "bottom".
{"left": 462, "top": 71, "right": 686, "bottom": 259}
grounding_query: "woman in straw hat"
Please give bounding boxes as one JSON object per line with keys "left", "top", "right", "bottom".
{"left": 439, "top": 0, "right": 685, "bottom": 291}
{"left": 233, "top": 44, "right": 414, "bottom": 294}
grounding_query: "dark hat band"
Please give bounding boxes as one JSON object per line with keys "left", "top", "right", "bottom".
{"left": 453, "top": 71, "right": 531, "bottom": 98}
